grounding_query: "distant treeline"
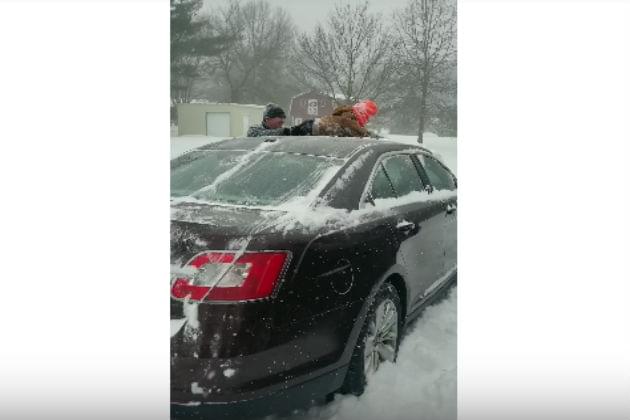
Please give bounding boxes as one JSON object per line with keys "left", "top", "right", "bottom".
{"left": 171, "top": 0, "right": 457, "bottom": 141}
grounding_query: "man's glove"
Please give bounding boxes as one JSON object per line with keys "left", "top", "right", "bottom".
{"left": 289, "top": 119, "right": 314, "bottom": 136}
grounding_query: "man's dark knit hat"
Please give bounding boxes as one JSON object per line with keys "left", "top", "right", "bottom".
{"left": 263, "top": 103, "right": 286, "bottom": 119}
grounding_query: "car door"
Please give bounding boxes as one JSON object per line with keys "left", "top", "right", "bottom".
{"left": 415, "top": 153, "right": 458, "bottom": 283}
{"left": 363, "top": 153, "right": 445, "bottom": 312}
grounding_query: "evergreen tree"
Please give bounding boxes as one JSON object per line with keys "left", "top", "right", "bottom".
{"left": 171, "top": 0, "right": 233, "bottom": 103}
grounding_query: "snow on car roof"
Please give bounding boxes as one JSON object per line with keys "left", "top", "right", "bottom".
{"left": 196, "top": 136, "right": 430, "bottom": 159}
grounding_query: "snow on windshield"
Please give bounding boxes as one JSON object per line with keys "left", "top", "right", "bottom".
{"left": 171, "top": 142, "right": 345, "bottom": 207}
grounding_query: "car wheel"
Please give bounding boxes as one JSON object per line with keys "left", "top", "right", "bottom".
{"left": 341, "top": 282, "right": 402, "bottom": 396}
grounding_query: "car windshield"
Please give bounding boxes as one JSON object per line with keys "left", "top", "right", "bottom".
{"left": 171, "top": 149, "right": 343, "bottom": 207}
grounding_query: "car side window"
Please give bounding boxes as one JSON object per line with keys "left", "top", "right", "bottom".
{"left": 382, "top": 155, "right": 425, "bottom": 197}
{"left": 417, "top": 154, "right": 456, "bottom": 191}
{"left": 369, "top": 164, "right": 397, "bottom": 200}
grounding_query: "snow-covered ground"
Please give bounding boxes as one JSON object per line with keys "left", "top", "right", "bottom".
{"left": 171, "top": 132, "right": 457, "bottom": 420}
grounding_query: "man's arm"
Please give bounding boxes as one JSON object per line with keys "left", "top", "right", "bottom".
{"left": 288, "top": 120, "right": 314, "bottom": 136}
{"left": 247, "top": 125, "right": 290, "bottom": 137}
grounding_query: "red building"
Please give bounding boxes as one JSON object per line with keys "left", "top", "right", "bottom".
{"left": 288, "top": 91, "right": 335, "bottom": 125}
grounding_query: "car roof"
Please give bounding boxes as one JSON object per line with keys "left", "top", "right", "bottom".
{"left": 195, "top": 136, "right": 432, "bottom": 159}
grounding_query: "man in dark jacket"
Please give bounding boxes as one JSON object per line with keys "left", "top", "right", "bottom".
{"left": 247, "top": 103, "right": 313, "bottom": 137}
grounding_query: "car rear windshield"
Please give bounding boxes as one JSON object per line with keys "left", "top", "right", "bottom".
{"left": 171, "top": 150, "right": 343, "bottom": 207}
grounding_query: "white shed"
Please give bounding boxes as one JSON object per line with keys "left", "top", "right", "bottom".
{"left": 176, "top": 102, "right": 264, "bottom": 137}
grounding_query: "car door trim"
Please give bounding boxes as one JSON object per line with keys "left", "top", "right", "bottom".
{"left": 422, "top": 265, "right": 457, "bottom": 299}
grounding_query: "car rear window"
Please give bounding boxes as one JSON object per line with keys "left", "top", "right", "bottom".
{"left": 171, "top": 150, "right": 343, "bottom": 207}
{"left": 171, "top": 150, "right": 246, "bottom": 197}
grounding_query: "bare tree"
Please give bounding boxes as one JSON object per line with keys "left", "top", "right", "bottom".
{"left": 393, "top": 0, "right": 456, "bottom": 143}
{"left": 293, "top": 1, "right": 397, "bottom": 105}
{"left": 210, "top": 0, "right": 295, "bottom": 104}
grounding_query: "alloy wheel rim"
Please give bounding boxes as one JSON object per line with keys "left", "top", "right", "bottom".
{"left": 364, "top": 298, "right": 398, "bottom": 378}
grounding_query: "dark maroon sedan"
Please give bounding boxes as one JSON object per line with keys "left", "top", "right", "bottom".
{"left": 170, "top": 136, "right": 457, "bottom": 419}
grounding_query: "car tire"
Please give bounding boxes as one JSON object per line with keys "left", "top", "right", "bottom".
{"left": 341, "top": 282, "right": 402, "bottom": 396}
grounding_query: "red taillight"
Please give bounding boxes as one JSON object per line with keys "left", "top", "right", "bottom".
{"left": 171, "top": 251, "right": 289, "bottom": 302}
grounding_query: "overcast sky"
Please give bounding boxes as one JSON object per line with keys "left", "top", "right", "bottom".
{"left": 202, "top": 0, "right": 411, "bottom": 33}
